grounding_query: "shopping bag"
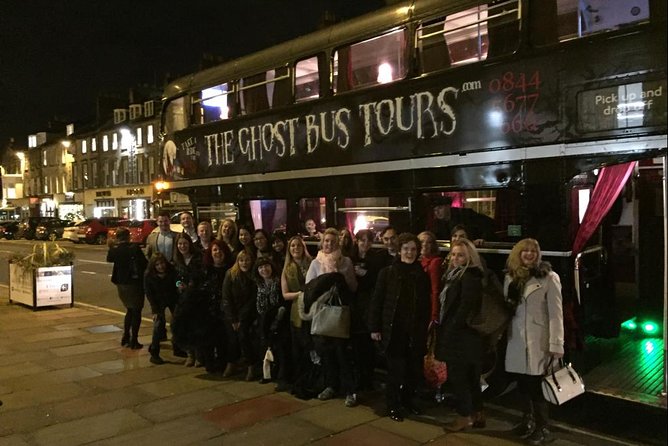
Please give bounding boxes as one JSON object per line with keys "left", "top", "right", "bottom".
{"left": 541, "top": 358, "right": 585, "bottom": 405}
{"left": 423, "top": 328, "right": 447, "bottom": 389}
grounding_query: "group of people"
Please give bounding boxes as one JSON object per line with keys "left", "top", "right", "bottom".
{"left": 107, "top": 210, "right": 564, "bottom": 446}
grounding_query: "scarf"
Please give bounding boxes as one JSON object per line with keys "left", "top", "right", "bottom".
{"left": 315, "top": 249, "right": 342, "bottom": 274}
{"left": 438, "top": 266, "right": 462, "bottom": 323}
{"left": 256, "top": 279, "right": 281, "bottom": 315}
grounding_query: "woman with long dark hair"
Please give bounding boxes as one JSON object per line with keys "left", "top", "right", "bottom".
{"left": 171, "top": 233, "right": 204, "bottom": 366}
{"left": 107, "top": 227, "right": 147, "bottom": 350}
{"left": 144, "top": 253, "right": 179, "bottom": 364}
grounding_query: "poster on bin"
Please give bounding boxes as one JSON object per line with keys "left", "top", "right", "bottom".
{"left": 35, "top": 266, "right": 72, "bottom": 306}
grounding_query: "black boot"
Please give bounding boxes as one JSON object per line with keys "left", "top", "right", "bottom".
{"left": 510, "top": 414, "right": 535, "bottom": 438}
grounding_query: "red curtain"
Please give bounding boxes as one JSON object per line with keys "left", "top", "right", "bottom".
{"left": 572, "top": 161, "right": 636, "bottom": 255}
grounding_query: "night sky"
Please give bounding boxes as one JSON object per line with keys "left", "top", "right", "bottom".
{"left": 0, "top": 0, "right": 384, "bottom": 149}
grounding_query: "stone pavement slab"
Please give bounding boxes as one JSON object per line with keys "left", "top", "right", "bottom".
{"left": 94, "top": 413, "right": 224, "bottom": 446}
{"left": 203, "top": 393, "right": 309, "bottom": 431}
{"left": 0, "top": 297, "right": 642, "bottom": 446}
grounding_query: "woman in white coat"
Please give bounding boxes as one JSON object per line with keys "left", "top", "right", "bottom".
{"left": 504, "top": 238, "right": 564, "bottom": 446}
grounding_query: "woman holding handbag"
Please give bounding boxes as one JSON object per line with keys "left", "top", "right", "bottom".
{"left": 504, "top": 238, "right": 564, "bottom": 446}
{"left": 107, "top": 227, "right": 148, "bottom": 350}
{"left": 435, "top": 238, "right": 485, "bottom": 431}
{"left": 305, "top": 227, "right": 358, "bottom": 407}
{"left": 369, "top": 232, "right": 430, "bottom": 422}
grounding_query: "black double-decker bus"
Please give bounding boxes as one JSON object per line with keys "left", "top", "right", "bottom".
{"left": 158, "top": 0, "right": 667, "bottom": 411}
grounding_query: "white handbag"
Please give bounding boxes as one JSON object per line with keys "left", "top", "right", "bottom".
{"left": 541, "top": 358, "right": 585, "bottom": 405}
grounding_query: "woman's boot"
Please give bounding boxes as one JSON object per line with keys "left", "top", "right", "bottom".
{"left": 510, "top": 413, "right": 536, "bottom": 438}
{"left": 444, "top": 415, "right": 473, "bottom": 432}
{"left": 472, "top": 410, "right": 486, "bottom": 428}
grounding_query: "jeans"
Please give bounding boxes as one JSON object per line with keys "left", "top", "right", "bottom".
{"left": 150, "top": 303, "right": 176, "bottom": 356}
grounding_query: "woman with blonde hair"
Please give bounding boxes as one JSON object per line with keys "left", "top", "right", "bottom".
{"left": 504, "top": 238, "right": 563, "bottom": 445}
{"left": 435, "top": 238, "right": 486, "bottom": 431}
{"left": 221, "top": 249, "right": 258, "bottom": 380}
{"left": 217, "top": 218, "right": 239, "bottom": 254}
{"left": 281, "top": 235, "right": 313, "bottom": 390}
{"left": 305, "top": 227, "right": 358, "bottom": 406}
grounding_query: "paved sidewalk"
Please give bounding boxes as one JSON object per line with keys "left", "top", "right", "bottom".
{"left": 0, "top": 296, "right": 628, "bottom": 446}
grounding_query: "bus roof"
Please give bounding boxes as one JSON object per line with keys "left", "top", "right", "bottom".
{"left": 162, "top": 0, "right": 467, "bottom": 101}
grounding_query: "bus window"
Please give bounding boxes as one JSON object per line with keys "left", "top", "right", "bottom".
{"left": 556, "top": 0, "right": 649, "bottom": 41}
{"left": 422, "top": 189, "right": 521, "bottom": 243}
{"left": 336, "top": 197, "right": 409, "bottom": 242}
{"left": 197, "top": 203, "right": 238, "bottom": 234}
{"left": 247, "top": 199, "right": 287, "bottom": 234}
{"left": 333, "top": 28, "right": 408, "bottom": 94}
{"left": 418, "top": 1, "right": 519, "bottom": 72}
{"left": 240, "top": 67, "right": 291, "bottom": 115}
{"left": 193, "top": 83, "right": 232, "bottom": 124}
{"left": 163, "top": 96, "right": 188, "bottom": 134}
{"left": 295, "top": 56, "right": 320, "bottom": 102}
{"left": 299, "top": 197, "right": 326, "bottom": 240}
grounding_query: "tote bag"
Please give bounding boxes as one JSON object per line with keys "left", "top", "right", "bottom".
{"left": 541, "top": 358, "right": 585, "bottom": 405}
{"left": 310, "top": 285, "right": 351, "bottom": 339}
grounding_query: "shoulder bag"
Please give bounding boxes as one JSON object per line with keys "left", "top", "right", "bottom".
{"left": 541, "top": 357, "right": 585, "bottom": 405}
{"left": 310, "top": 285, "right": 351, "bottom": 339}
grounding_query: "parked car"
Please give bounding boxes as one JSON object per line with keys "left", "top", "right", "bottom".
{"left": 0, "top": 221, "right": 20, "bottom": 240}
{"left": 109, "top": 219, "right": 157, "bottom": 245}
{"left": 16, "top": 217, "right": 60, "bottom": 240}
{"left": 128, "top": 219, "right": 158, "bottom": 245}
{"left": 106, "top": 220, "right": 131, "bottom": 244}
{"left": 77, "top": 217, "right": 123, "bottom": 245}
{"left": 35, "top": 219, "right": 73, "bottom": 241}
{"left": 62, "top": 221, "right": 85, "bottom": 243}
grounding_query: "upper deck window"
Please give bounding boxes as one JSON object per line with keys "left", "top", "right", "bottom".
{"left": 193, "top": 83, "right": 232, "bottom": 124}
{"left": 556, "top": 0, "right": 650, "bottom": 41}
{"left": 240, "top": 66, "right": 291, "bottom": 115}
{"left": 164, "top": 96, "right": 188, "bottom": 134}
{"left": 418, "top": 0, "right": 520, "bottom": 74}
{"left": 295, "top": 56, "right": 320, "bottom": 102}
{"left": 333, "top": 28, "right": 408, "bottom": 94}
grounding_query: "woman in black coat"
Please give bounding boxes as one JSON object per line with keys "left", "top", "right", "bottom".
{"left": 221, "top": 249, "right": 258, "bottom": 380}
{"left": 435, "top": 238, "right": 485, "bottom": 431}
{"left": 144, "top": 253, "right": 179, "bottom": 364}
{"left": 107, "top": 227, "right": 148, "bottom": 349}
{"left": 369, "top": 232, "right": 431, "bottom": 422}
